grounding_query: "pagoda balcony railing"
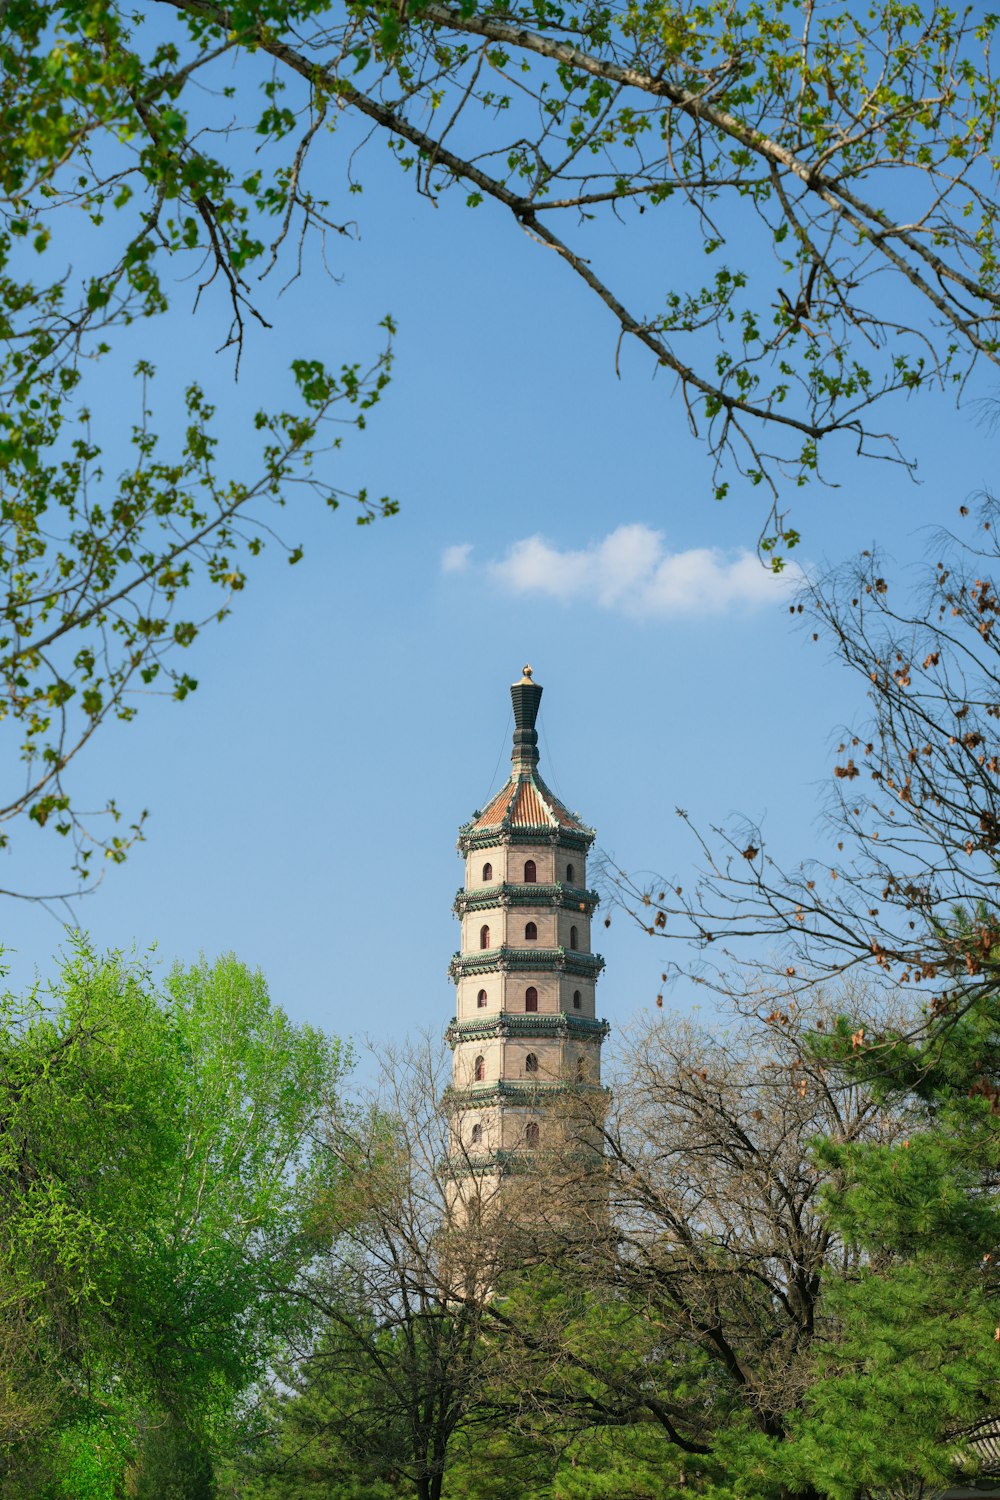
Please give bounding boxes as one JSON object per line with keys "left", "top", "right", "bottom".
{"left": 458, "top": 823, "right": 594, "bottom": 854}
{"left": 445, "top": 1148, "right": 555, "bottom": 1178}
{"left": 445, "top": 1013, "right": 610, "bottom": 1047}
{"left": 453, "top": 882, "right": 600, "bottom": 916}
{"left": 444, "top": 1079, "right": 608, "bottom": 1109}
{"left": 445, "top": 1147, "right": 604, "bottom": 1179}
{"left": 449, "top": 947, "right": 604, "bottom": 982}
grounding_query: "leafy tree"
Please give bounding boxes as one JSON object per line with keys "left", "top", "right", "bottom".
{"left": 2, "top": 2, "right": 397, "bottom": 896}
{"left": 443, "top": 1427, "right": 556, "bottom": 1500}
{"left": 0, "top": 941, "right": 346, "bottom": 1492}
{"left": 3, "top": 0, "right": 1000, "bottom": 886}
{"left": 678, "top": 996, "right": 1000, "bottom": 1497}
{"left": 782, "top": 990, "right": 1000, "bottom": 1495}
{"left": 8, "top": 0, "right": 1000, "bottom": 511}
{"left": 0, "top": 333, "right": 394, "bottom": 897}
{"left": 132, "top": 1415, "right": 216, "bottom": 1500}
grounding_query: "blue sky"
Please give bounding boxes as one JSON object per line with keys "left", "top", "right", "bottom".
{"left": 4, "top": 97, "right": 998, "bottom": 1063}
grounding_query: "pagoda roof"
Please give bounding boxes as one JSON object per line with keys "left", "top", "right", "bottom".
{"left": 463, "top": 769, "right": 593, "bottom": 841}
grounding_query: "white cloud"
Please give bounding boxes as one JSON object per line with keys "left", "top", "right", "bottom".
{"left": 481, "top": 523, "right": 801, "bottom": 618}
{"left": 441, "top": 542, "right": 474, "bottom": 574}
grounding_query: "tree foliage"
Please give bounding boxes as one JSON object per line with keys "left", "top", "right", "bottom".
{"left": 248, "top": 995, "right": 1000, "bottom": 1499}
{"left": 7, "top": 0, "right": 1000, "bottom": 515}
{"left": 0, "top": 942, "right": 345, "bottom": 1494}
{"left": 1, "top": 0, "right": 397, "bottom": 894}
{"left": 3, "top": 0, "right": 1000, "bottom": 886}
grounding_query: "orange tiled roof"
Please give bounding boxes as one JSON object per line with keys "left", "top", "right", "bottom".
{"left": 471, "top": 772, "right": 590, "bottom": 835}
{"left": 477, "top": 781, "right": 517, "bottom": 825}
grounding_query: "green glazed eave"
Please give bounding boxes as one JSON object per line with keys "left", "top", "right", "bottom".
{"left": 453, "top": 882, "right": 601, "bottom": 916}
{"left": 444, "top": 1079, "right": 608, "bottom": 1109}
{"left": 445, "top": 1013, "right": 610, "bottom": 1048}
{"left": 448, "top": 948, "right": 605, "bottom": 983}
{"left": 457, "top": 824, "right": 593, "bottom": 855}
{"left": 445, "top": 1149, "right": 542, "bottom": 1179}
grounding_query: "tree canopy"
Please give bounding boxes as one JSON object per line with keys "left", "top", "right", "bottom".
{"left": 243, "top": 994, "right": 1000, "bottom": 1500}
{"left": 0, "top": 942, "right": 346, "bottom": 1495}
{"left": 3, "top": 0, "right": 1000, "bottom": 889}
{"left": 2, "top": 937, "right": 997, "bottom": 1498}
{"left": 7, "top": 0, "right": 1000, "bottom": 511}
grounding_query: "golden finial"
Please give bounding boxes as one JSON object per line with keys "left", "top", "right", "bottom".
{"left": 518, "top": 664, "right": 534, "bottom": 683}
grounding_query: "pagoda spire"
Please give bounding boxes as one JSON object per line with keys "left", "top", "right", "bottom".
{"left": 510, "top": 663, "right": 542, "bottom": 771}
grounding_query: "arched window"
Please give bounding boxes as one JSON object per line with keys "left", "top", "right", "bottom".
{"left": 566, "top": 862, "right": 575, "bottom": 883}
{"left": 482, "top": 861, "right": 493, "bottom": 882}
{"left": 524, "top": 921, "right": 537, "bottom": 941}
{"left": 576, "top": 1057, "right": 587, "bottom": 1082}
{"left": 474, "top": 1055, "right": 485, "bottom": 1082}
{"left": 523, "top": 859, "right": 537, "bottom": 884}
{"left": 525, "top": 986, "right": 538, "bottom": 1013}
{"left": 479, "top": 924, "right": 490, "bottom": 950}
{"left": 525, "top": 1052, "right": 539, "bottom": 1074}
{"left": 477, "top": 988, "right": 488, "bottom": 1009}
{"left": 471, "top": 1123, "right": 482, "bottom": 1144}
{"left": 525, "top": 1121, "right": 540, "bottom": 1148}
{"left": 573, "top": 990, "right": 582, "bottom": 1010}
{"left": 569, "top": 925, "right": 579, "bottom": 950}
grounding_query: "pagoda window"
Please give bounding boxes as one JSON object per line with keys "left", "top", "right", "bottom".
{"left": 576, "top": 1057, "right": 587, "bottom": 1082}
{"left": 477, "top": 989, "right": 488, "bottom": 1009}
{"left": 524, "top": 921, "right": 537, "bottom": 941}
{"left": 482, "top": 861, "right": 493, "bottom": 882}
{"left": 471, "top": 1123, "right": 482, "bottom": 1144}
{"left": 573, "top": 990, "right": 581, "bottom": 1010}
{"left": 474, "top": 1055, "right": 485, "bottom": 1082}
{"left": 525, "top": 1122, "right": 540, "bottom": 1148}
{"left": 479, "top": 925, "right": 490, "bottom": 949}
{"left": 569, "top": 925, "right": 579, "bottom": 950}
{"left": 524, "top": 859, "right": 537, "bottom": 883}
{"left": 566, "top": 862, "right": 575, "bottom": 883}
{"left": 525, "top": 1052, "right": 539, "bottom": 1075}
{"left": 525, "top": 987, "right": 538, "bottom": 1013}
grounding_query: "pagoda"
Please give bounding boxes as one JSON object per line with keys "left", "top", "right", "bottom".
{"left": 446, "top": 667, "right": 609, "bottom": 1204}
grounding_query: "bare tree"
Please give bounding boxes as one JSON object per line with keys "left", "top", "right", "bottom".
{"left": 606, "top": 1000, "right": 898, "bottom": 1436}
{"left": 258, "top": 1035, "right": 508, "bottom": 1500}
{"left": 614, "top": 499, "right": 1000, "bottom": 1038}
{"left": 484, "top": 994, "right": 900, "bottom": 1498}
{"left": 598, "top": 500, "right": 1000, "bottom": 1495}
